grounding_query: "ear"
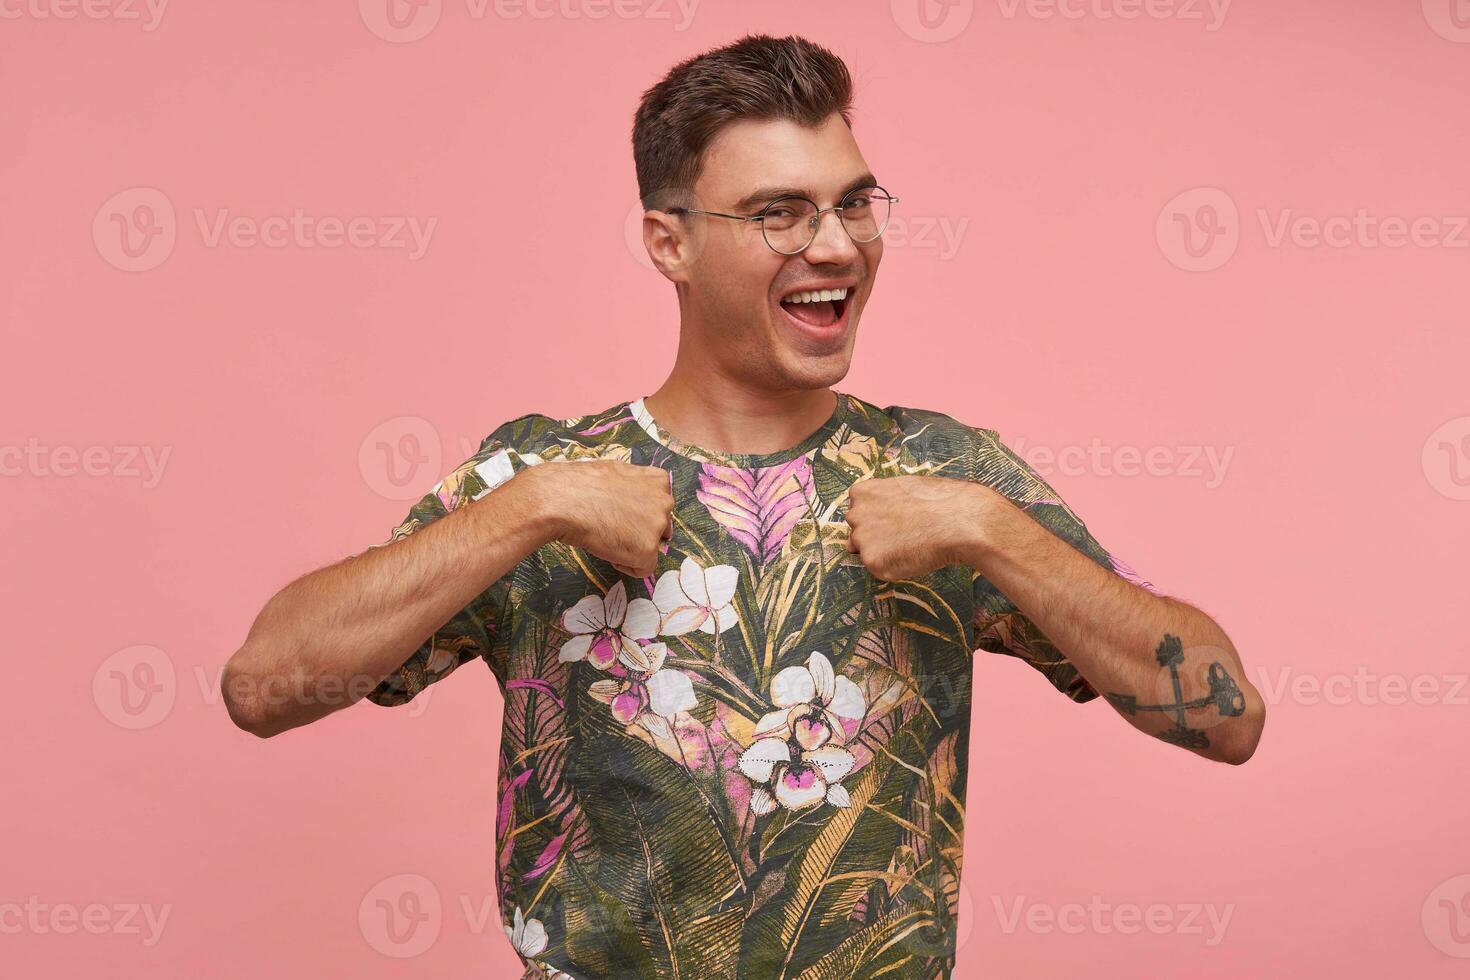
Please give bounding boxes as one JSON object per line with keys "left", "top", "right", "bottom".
{"left": 642, "top": 209, "right": 694, "bottom": 283}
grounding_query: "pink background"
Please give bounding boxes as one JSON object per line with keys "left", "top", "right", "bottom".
{"left": 4, "top": 1, "right": 1469, "bottom": 976}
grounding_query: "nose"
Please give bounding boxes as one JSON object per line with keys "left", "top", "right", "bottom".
{"left": 801, "top": 209, "right": 860, "bottom": 265}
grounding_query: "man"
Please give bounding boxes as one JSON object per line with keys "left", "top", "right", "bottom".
{"left": 223, "top": 34, "right": 1264, "bottom": 980}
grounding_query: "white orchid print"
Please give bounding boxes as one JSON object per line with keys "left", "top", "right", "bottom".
{"left": 506, "top": 905, "right": 548, "bottom": 956}
{"left": 556, "top": 580, "right": 645, "bottom": 670}
{"left": 586, "top": 640, "right": 697, "bottom": 739}
{"left": 505, "top": 906, "right": 574, "bottom": 978}
{"left": 738, "top": 651, "right": 867, "bottom": 812}
{"left": 624, "top": 555, "right": 739, "bottom": 638}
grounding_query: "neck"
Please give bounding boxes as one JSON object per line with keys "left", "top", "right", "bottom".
{"left": 643, "top": 367, "right": 839, "bottom": 458}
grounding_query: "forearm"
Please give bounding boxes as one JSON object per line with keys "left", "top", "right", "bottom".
{"left": 952, "top": 486, "right": 1265, "bottom": 764}
{"left": 222, "top": 468, "right": 560, "bottom": 736}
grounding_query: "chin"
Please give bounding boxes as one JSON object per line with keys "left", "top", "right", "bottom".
{"left": 766, "top": 331, "right": 855, "bottom": 388}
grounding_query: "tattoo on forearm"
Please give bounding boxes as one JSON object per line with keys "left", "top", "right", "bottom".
{"left": 1105, "top": 633, "right": 1246, "bottom": 749}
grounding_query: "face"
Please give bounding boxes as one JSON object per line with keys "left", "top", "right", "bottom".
{"left": 643, "top": 112, "right": 885, "bottom": 393}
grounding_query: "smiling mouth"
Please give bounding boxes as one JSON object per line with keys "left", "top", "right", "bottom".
{"left": 779, "top": 287, "right": 850, "bottom": 329}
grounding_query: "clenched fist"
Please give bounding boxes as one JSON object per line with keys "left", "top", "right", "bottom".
{"left": 530, "top": 459, "right": 674, "bottom": 578}
{"left": 843, "top": 474, "right": 982, "bottom": 582}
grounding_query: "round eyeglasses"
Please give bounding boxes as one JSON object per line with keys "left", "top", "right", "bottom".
{"left": 667, "top": 185, "right": 899, "bottom": 255}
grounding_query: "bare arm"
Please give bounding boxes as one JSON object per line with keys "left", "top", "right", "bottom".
{"left": 951, "top": 484, "right": 1266, "bottom": 765}
{"left": 221, "top": 467, "right": 559, "bottom": 737}
{"left": 222, "top": 457, "right": 673, "bottom": 738}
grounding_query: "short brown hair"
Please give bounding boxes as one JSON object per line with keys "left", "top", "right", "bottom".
{"left": 632, "top": 34, "right": 854, "bottom": 210}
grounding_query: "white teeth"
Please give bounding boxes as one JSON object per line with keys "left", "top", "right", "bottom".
{"left": 781, "top": 287, "right": 849, "bottom": 305}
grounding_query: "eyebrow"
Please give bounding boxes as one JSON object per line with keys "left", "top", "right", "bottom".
{"left": 731, "top": 173, "right": 879, "bottom": 213}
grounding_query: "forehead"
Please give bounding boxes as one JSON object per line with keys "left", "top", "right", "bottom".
{"left": 694, "top": 113, "right": 871, "bottom": 206}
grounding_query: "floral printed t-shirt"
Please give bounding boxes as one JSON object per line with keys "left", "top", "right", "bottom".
{"left": 365, "top": 389, "right": 1154, "bottom": 980}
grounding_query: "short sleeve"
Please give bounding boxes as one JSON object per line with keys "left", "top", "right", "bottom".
{"left": 361, "top": 436, "right": 528, "bottom": 707}
{"left": 966, "top": 426, "right": 1161, "bottom": 703}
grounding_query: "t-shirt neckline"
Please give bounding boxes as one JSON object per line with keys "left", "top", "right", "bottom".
{"left": 626, "top": 390, "right": 851, "bottom": 469}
